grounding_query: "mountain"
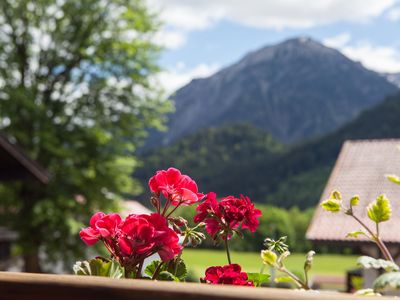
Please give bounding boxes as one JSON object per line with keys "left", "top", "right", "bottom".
{"left": 262, "top": 91, "right": 400, "bottom": 208}
{"left": 137, "top": 92, "right": 400, "bottom": 208}
{"left": 386, "top": 72, "right": 400, "bottom": 88}
{"left": 147, "top": 37, "right": 398, "bottom": 147}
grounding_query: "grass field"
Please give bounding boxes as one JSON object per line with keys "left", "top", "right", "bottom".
{"left": 182, "top": 249, "right": 358, "bottom": 279}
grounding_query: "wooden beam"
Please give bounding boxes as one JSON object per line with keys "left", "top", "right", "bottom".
{"left": 0, "top": 272, "right": 388, "bottom": 300}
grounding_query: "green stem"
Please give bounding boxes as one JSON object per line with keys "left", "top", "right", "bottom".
{"left": 165, "top": 202, "right": 182, "bottom": 218}
{"left": 375, "top": 236, "right": 393, "bottom": 263}
{"left": 280, "top": 266, "right": 309, "bottom": 290}
{"left": 224, "top": 233, "right": 232, "bottom": 264}
{"left": 376, "top": 222, "right": 379, "bottom": 238}
{"left": 161, "top": 200, "right": 171, "bottom": 216}
{"left": 351, "top": 214, "right": 394, "bottom": 263}
{"left": 152, "top": 262, "right": 164, "bottom": 280}
{"left": 304, "top": 269, "right": 309, "bottom": 289}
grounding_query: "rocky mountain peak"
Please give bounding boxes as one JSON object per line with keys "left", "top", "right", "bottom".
{"left": 145, "top": 37, "right": 398, "bottom": 148}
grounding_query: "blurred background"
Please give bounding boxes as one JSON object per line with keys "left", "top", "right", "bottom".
{"left": 1, "top": 0, "right": 400, "bottom": 291}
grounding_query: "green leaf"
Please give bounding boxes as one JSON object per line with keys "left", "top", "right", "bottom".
{"left": 158, "top": 271, "right": 179, "bottom": 282}
{"left": 247, "top": 273, "right": 270, "bottom": 287}
{"left": 367, "top": 194, "right": 391, "bottom": 223}
{"left": 170, "top": 259, "right": 187, "bottom": 280}
{"left": 144, "top": 259, "right": 187, "bottom": 281}
{"left": 144, "top": 260, "right": 160, "bottom": 278}
{"left": 350, "top": 195, "right": 360, "bottom": 207}
{"left": 373, "top": 272, "right": 400, "bottom": 292}
{"left": 346, "top": 231, "right": 367, "bottom": 239}
{"left": 321, "top": 199, "right": 341, "bottom": 212}
{"left": 387, "top": 174, "right": 400, "bottom": 185}
{"left": 357, "top": 256, "right": 399, "bottom": 272}
{"left": 107, "top": 259, "right": 125, "bottom": 278}
{"left": 73, "top": 258, "right": 124, "bottom": 278}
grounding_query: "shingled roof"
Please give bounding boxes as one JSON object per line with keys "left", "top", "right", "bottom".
{"left": 306, "top": 139, "right": 400, "bottom": 245}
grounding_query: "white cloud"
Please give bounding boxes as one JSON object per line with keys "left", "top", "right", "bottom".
{"left": 323, "top": 32, "right": 351, "bottom": 48}
{"left": 147, "top": 0, "right": 224, "bottom": 31}
{"left": 323, "top": 33, "right": 400, "bottom": 73}
{"left": 156, "top": 62, "right": 220, "bottom": 94}
{"left": 387, "top": 6, "right": 400, "bottom": 21}
{"left": 154, "top": 30, "right": 187, "bottom": 49}
{"left": 342, "top": 43, "right": 400, "bottom": 73}
{"left": 147, "top": 0, "right": 396, "bottom": 31}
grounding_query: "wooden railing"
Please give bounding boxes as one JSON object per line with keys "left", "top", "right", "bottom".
{"left": 0, "top": 272, "right": 387, "bottom": 300}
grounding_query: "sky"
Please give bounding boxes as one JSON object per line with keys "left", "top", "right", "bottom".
{"left": 146, "top": 0, "right": 400, "bottom": 94}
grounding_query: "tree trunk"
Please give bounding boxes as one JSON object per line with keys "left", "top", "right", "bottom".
{"left": 20, "top": 183, "right": 43, "bottom": 273}
{"left": 23, "top": 249, "right": 42, "bottom": 273}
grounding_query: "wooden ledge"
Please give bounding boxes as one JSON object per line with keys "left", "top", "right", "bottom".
{"left": 0, "top": 272, "right": 386, "bottom": 300}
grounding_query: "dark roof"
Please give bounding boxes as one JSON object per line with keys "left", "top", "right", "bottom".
{"left": 306, "top": 139, "right": 400, "bottom": 244}
{"left": 0, "top": 133, "right": 50, "bottom": 184}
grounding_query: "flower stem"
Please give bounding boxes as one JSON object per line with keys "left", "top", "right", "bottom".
{"left": 165, "top": 202, "right": 182, "bottom": 218}
{"left": 136, "top": 260, "right": 144, "bottom": 279}
{"left": 161, "top": 200, "right": 171, "bottom": 216}
{"left": 304, "top": 269, "right": 309, "bottom": 289}
{"left": 351, "top": 213, "right": 394, "bottom": 263}
{"left": 224, "top": 232, "right": 232, "bottom": 264}
{"left": 152, "top": 262, "right": 164, "bottom": 280}
{"left": 376, "top": 222, "right": 379, "bottom": 237}
{"left": 280, "top": 266, "right": 309, "bottom": 290}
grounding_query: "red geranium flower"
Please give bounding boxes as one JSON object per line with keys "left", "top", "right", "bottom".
{"left": 221, "top": 195, "right": 262, "bottom": 233}
{"left": 240, "top": 195, "right": 262, "bottom": 232}
{"left": 118, "top": 213, "right": 182, "bottom": 262}
{"left": 80, "top": 212, "right": 122, "bottom": 246}
{"left": 203, "top": 264, "right": 254, "bottom": 286}
{"left": 149, "top": 167, "right": 204, "bottom": 206}
{"left": 194, "top": 192, "right": 261, "bottom": 240}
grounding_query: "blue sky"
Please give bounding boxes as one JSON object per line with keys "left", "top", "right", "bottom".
{"left": 146, "top": 0, "right": 400, "bottom": 93}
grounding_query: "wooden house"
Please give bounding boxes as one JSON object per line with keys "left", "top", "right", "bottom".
{"left": 0, "top": 133, "right": 50, "bottom": 269}
{"left": 307, "top": 139, "right": 400, "bottom": 289}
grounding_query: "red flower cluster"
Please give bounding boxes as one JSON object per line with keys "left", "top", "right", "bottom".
{"left": 80, "top": 212, "right": 122, "bottom": 246}
{"left": 194, "top": 192, "right": 261, "bottom": 240}
{"left": 79, "top": 167, "right": 263, "bottom": 283}
{"left": 118, "top": 213, "right": 182, "bottom": 262}
{"left": 149, "top": 167, "right": 204, "bottom": 206}
{"left": 80, "top": 212, "right": 181, "bottom": 263}
{"left": 202, "top": 264, "right": 254, "bottom": 286}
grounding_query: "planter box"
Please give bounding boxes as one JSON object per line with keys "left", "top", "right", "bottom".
{"left": 0, "top": 271, "right": 389, "bottom": 300}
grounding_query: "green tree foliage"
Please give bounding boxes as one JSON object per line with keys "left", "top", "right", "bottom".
{"left": 138, "top": 92, "right": 400, "bottom": 209}
{"left": 0, "top": 0, "right": 170, "bottom": 272}
{"left": 137, "top": 123, "right": 285, "bottom": 200}
{"left": 230, "top": 205, "right": 313, "bottom": 253}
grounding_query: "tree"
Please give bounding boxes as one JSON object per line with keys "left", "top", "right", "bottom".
{"left": 0, "top": 0, "right": 170, "bottom": 272}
